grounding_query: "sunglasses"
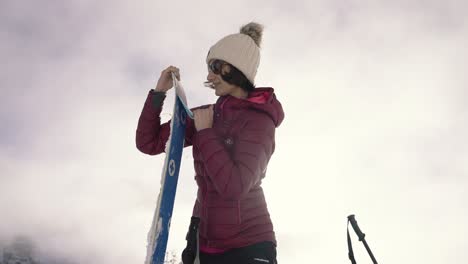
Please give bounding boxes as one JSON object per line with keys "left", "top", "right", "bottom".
{"left": 208, "top": 60, "right": 226, "bottom": 75}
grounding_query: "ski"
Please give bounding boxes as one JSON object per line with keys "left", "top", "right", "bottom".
{"left": 145, "top": 74, "right": 192, "bottom": 264}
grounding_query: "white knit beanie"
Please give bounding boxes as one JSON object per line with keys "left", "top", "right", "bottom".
{"left": 206, "top": 22, "right": 263, "bottom": 85}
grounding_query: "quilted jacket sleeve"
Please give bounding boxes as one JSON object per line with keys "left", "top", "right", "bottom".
{"left": 193, "top": 112, "right": 275, "bottom": 199}
{"left": 136, "top": 90, "right": 195, "bottom": 155}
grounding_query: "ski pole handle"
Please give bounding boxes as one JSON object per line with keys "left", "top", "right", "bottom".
{"left": 348, "top": 214, "right": 365, "bottom": 241}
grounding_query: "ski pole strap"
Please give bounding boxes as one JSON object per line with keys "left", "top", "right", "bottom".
{"left": 347, "top": 220, "right": 357, "bottom": 264}
{"left": 194, "top": 227, "right": 200, "bottom": 264}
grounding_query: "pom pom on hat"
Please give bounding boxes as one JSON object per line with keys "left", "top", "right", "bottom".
{"left": 240, "top": 22, "right": 263, "bottom": 47}
{"left": 206, "top": 22, "right": 264, "bottom": 85}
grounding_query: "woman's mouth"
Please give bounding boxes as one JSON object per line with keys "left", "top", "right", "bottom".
{"left": 204, "top": 82, "right": 217, "bottom": 89}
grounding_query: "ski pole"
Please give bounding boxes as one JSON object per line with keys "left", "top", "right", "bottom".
{"left": 347, "top": 214, "right": 378, "bottom": 264}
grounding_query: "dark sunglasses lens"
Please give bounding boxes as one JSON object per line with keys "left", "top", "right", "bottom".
{"left": 209, "top": 60, "right": 222, "bottom": 74}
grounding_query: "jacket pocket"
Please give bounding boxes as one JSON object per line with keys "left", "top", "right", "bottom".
{"left": 206, "top": 203, "right": 241, "bottom": 240}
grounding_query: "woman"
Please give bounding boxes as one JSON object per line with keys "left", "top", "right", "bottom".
{"left": 136, "top": 22, "right": 284, "bottom": 264}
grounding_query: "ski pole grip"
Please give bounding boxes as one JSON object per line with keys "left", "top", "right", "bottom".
{"left": 348, "top": 214, "right": 366, "bottom": 241}
{"left": 189, "top": 217, "right": 200, "bottom": 230}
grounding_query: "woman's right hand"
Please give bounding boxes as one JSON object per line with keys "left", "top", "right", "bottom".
{"left": 155, "top": 66, "right": 181, "bottom": 92}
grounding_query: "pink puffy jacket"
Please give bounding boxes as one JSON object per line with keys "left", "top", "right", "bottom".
{"left": 136, "top": 87, "right": 284, "bottom": 250}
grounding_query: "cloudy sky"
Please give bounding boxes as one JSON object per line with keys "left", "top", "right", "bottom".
{"left": 1, "top": 0, "right": 467, "bottom": 263}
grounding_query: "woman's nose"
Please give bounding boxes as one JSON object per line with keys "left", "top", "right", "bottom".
{"left": 207, "top": 71, "right": 216, "bottom": 81}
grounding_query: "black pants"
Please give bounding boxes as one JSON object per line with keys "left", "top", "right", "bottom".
{"left": 198, "top": 241, "right": 277, "bottom": 264}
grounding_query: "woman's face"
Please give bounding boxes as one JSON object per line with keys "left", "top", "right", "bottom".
{"left": 207, "top": 60, "right": 243, "bottom": 97}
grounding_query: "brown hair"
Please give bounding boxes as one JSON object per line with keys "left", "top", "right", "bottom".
{"left": 221, "top": 62, "right": 255, "bottom": 92}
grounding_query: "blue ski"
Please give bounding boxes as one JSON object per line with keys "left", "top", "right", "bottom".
{"left": 145, "top": 74, "right": 192, "bottom": 264}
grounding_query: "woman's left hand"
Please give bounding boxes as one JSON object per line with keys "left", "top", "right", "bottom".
{"left": 193, "top": 105, "right": 214, "bottom": 131}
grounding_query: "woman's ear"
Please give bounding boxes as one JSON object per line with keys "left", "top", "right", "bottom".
{"left": 221, "top": 64, "right": 231, "bottom": 75}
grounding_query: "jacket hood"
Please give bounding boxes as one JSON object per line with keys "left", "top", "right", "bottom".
{"left": 219, "top": 87, "right": 284, "bottom": 127}
{"left": 246, "top": 87, "right": 284, "bottom": 127}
